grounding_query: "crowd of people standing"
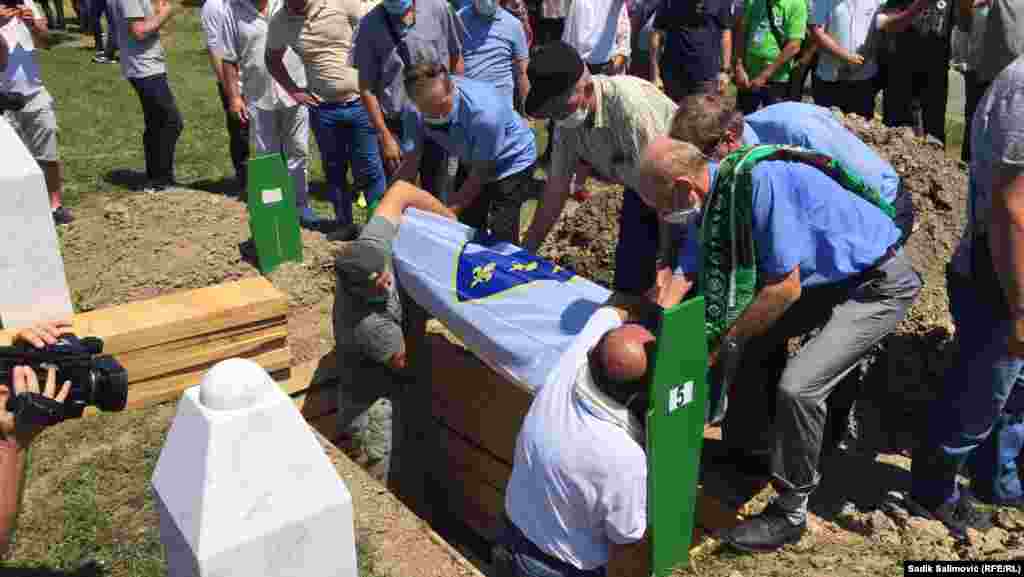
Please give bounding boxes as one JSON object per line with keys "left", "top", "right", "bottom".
{"left": 3, "top": 0, "right": 1024, "bottom": 575}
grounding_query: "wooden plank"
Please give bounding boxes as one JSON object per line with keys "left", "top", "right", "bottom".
{"left": 115, "top": 315, "right": 285, "bottom": 365}
{"left": 428, "top": 335, "right": 532, "bottom": 465}
{"left": 118, "top": 326, "right": 287, "bottom": 383}
{"left": 438, "top": 425, "right": 511, "bottom": 493}
{"left": 0, "top": 278, "right": 288, "bottom": 354}
{"left": 122, "top": 347, "right": 291, "bottom": 409}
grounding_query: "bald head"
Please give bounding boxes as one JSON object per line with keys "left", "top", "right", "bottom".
{"left": 596, "top": 324, "right": 656, "bottom": 385}
{"left": 637, "top": 136, "right": 708, "bottom": 213}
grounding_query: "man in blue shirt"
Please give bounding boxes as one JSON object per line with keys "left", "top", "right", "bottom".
{"left": 660, "top": 91, "right": 914, "bottom": 470}
{"left": 637, "top": 136, "right": 921, "bottom": 551}
{"left": 457, "top": 0, "right": 529, "bottom": 110}
{"left": 353, "top": 0, "right": 464, "bottom": 199}
{"left": 651, "top": 0, "right": 736, "bottom": 101}
{"left": 396, "top": 59, "right": 536, "bottom": 243}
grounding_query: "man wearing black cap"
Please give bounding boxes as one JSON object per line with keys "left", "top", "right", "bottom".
{"left": 522, "top": 41, "right": 677, "bottom": 298}
{"left": 333, "top": 180, "right": 456, "bottom": 481}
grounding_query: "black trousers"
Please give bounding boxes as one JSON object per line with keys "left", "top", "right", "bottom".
{"left": 128, "top": 73, "right": 184, "bottom": 185}
{"left": 884, "top": 49, "right": 950, "bottom": 143}
{"left": 457, "top": 165, "right": 532, "bottom": 244}
{"left": 216, "top": 82, "right": 250, "bottom": 186}
{"left": 812, "top": 76, "right": 876, "bottom": 120}
{"left": 385, "top": 118, "right": 450, "bottom": 201}
{"left": 962, "top": 71, "right": 990, "bottom": 164}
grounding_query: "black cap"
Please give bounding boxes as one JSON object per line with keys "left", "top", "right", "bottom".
{"left": 525, "top": 41, "right": 585, "bottom": 118}
{"left": 335, "top": 239, "right": 391, "bottom": 299}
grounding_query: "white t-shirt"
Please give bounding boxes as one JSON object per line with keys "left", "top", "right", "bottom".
{"left": 562, "top": 0, "right": 629, "bottom": 65}
{"left": 201, "top": 0, "right": 227, "bottom": 55}
{"left": 504, "top": 307, "right": 648, "bottom": 572}
{"left": 0, "top": 0, "right": 49, "bottom": 103}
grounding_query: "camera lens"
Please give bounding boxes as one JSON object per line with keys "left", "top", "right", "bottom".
{"left": 92, "top": 356, "right": 128, "bottom": 412}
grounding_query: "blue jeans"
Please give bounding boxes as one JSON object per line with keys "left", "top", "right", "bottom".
{"left": 493, "top": 522, "right": 606, "bottom": 577}
{"left": 310, "top": 100, "right": 385, "bottom": 226}
{"left": 911, "top": 269, "right": 1024, "bottom": 508}
{"left": 613, "top": 187, "right": 659, "bottom": 294}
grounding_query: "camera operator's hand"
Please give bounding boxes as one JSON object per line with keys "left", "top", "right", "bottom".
{"left": 0, "top": 366, "right": 70, "bottom": 449}
{"left": 14, "top": 319, "right": 71, "bottom": 349}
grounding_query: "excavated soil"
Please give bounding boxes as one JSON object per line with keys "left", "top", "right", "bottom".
{"left": 61, "top": 191, "right": 340, "bottom": 364}
{"left": 540, "top": 111, "right": 968, "bottom": 454}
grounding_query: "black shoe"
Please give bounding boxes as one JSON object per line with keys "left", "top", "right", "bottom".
{"left": 905, "top": 494, "right": 993, "bottom": 540}
{"left": 721, "top": 502, "right": 807, "bottom": 553}
{"left": 52, "top": 206, "right": 74, "bottom": 225}
{"left": 327, "top": 223, "right": 362, "bottom": 242}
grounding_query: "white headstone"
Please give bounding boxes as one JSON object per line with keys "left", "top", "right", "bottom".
{"left": 0, "top": 117, "right": 73, "bottom": 329}
{"left": 152, "top": 358, "right": 358, "bottom": 577}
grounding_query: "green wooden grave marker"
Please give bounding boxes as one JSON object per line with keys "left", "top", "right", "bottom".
{"left": 247, "top": 153, "right": 303, "bottom": 274}
{"left": 647, "top": 296, "right": 709, "bottom": 576}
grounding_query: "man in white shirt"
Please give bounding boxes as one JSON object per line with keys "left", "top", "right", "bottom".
{"left": 0, "top": 0, "right": 72, "bottom": 225}
{"left": 499, "top": 300, "right": 653, "bottom": 577}
{"left": 561, "top": 0, "right": 631, "bottom": 74}
{"left": 201, "top": 0, "right": 249, "bottom": 195}
{"left": 222, "top": 0, "right": 323, "bottom": 226}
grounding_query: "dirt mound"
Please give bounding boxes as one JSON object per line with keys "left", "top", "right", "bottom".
{"left": 539, "top": 111, "right": 969, "bottom": 452}
{"left": 60, "top": 190, "right": 340, "bottom": 362}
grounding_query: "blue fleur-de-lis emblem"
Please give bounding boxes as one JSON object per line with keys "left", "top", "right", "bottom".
{"left": 455, "top": 243, "right": 575, "bottom": 302}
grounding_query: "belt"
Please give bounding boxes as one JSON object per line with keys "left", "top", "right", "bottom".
{"left": 500, "top": 516, "right": 605, "bottom": 577}
{"left": 858, "top": 244, "right": 900, "bottom": 283}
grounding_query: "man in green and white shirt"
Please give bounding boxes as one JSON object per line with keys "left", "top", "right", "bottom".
{"left": 733, "top": 0, "right": 807, "bottom": 113}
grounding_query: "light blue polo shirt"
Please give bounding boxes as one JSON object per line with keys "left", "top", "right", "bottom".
{"left": 741, "top": 102, "right": 900, "bottom": 204}
{"left": 456, "top": 5, "right": 528, "bottom": 107}
{"left": 677, "top": 160, "right": 899, "bottom": 287}
{"left": 402, "top": 77, "right": 537, "bottom": 181}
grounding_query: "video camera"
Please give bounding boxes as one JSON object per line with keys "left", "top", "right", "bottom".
{"left": 0, "top": 334, "right": 128, "bottom": 424}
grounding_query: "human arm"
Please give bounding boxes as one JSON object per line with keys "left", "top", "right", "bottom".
{"left": 19, "top": 2, "right": 47, "bottom": 48}
{"left": 201, "top": 4, "right": 226, "bottom": 81}
{"left": 222, "top": 60, "right": 249, "bottom": 125}
{"left": 512, "top": 19, "right": 530, "bottom": 110}
{"left": 447, "top": 3, "right": 465, "bottom": 74}
{"left": 610, "top": 2, "right": 631, "bottom": 74}
{"left": 0, "top": 321, "right": 73, "bottom": 557}
{"left": 649, "top": 29, "right": 663, "bottom": 88}
{"left": 733, "top": 13, "right": 750, "bottom": 88}
{"left": 449, "top": 162, "right": 493, "bottom": 213}
{"left": 266, "top": 48, "right": 322, "bottom": 107}
{"left": 127, "top": 0, "right": 174, "bottom": 41}
{"left": 524, "top": 174, "right": 572, "bottom": 253}
{"left": 719, "top": 28, "right": 733, "bottom": 91}
{"left": 374, "top": 180, "right": 458, "bottom": 224}
{"left": 876, "top": 0, "right": 932, "bottom": 32}
{"left": 989, "top": 167, "right": 1024, "bottom": 356}
{"left": 710, "top": 267, "right": 801, "bottom": 363}
{"left": 810, "top": 25, "right": 864, "bottom": 65}
{"left": 0, "top": 29, "right": 8, "bottom": 72}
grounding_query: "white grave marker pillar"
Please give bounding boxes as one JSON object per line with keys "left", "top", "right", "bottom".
{"left": 0, "top": 117, "right": 73, "bottom": 328}
{"left": 152, "top": 358, "right": 358, "bottom": 577}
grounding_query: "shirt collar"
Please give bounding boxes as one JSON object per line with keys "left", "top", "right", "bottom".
{"left": 741, "top": 122, "right": 760, "bottom": 146}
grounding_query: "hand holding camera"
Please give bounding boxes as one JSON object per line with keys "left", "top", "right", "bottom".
{"left": 0, "top": 320, "right": 127, "bottom": 441}
{"left": 0, "top": 321, "right": 73, "bottom": 448}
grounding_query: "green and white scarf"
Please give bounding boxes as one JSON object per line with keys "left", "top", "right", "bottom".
{"left": 699, "top": 144, "right": 896, "bottom": 347}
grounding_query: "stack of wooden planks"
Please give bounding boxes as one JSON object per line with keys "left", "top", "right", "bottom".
{"left": 0, "top": 277, "right": 292, "bottom": 410}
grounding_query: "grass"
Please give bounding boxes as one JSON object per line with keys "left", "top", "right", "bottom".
{"left": 37, "top": 2, "right": 338, "bottom": 218}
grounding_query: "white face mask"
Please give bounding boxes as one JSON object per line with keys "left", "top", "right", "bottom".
{"left": 555, "top": 105, "right": 589, "bottom": 129}
{"left": 473, "top": 0, "right": 497, "bottom": 16}
{"left": 661, "top": 205, "right": 702, "bottom": 227}
{"left": 423, "top": 109, "right": 451, "bottom": 126}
